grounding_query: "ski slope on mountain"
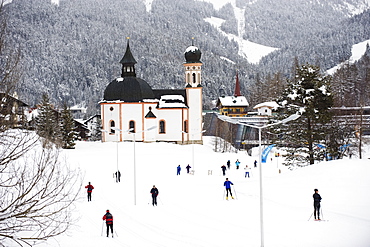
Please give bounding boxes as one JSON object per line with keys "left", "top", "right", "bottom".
{"left": 204, "top": 16, "right": 278, "bottom": 64}
{"left": 327, "top": 39, "right": 370, "bottom": 75}
{"left": 32, "top": 136, "right": 370, "bottom": 247}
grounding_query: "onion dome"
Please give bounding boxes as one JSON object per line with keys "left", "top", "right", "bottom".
{"left": 184, "top": 45, "right": 201, "bottom": 63}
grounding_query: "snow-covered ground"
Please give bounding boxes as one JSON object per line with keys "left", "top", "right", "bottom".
{"left": 28, "top": 136, "right": 370, "bottom": 247}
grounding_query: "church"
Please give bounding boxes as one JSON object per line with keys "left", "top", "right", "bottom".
{"left": 100, "top": 39, "right": 203, "bottom": 144}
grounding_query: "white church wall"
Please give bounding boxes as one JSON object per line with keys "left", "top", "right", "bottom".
{"left": 186, "top": 87, "right": 203, "bottom": 142}
{"left": 101, "top": 103, "right": 121, "bottom": 142}
{"left": 155, "top": 108, "right": 184, "bottom": 141}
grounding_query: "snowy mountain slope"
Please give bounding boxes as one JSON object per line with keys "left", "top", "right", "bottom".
{"left": 11, "top": 136, "right": 369, "bottom": 247}
{"left": 327, "top": 39, "right": 370, "bottom": 75}
{"left": 204, "top": 16, "right": 278, "bottom": 64}
{"left": 199, "top": 0, "right": 370, "bottom": 15}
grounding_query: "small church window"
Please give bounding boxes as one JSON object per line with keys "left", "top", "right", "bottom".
{"left": 110, "top": 120, "right": 115, "bottom": 134}
{"left": 159, "top": 120, "right": 166, "bottom": 134}
{"left": 129, "top": 120, "right": 135, "bottom": 133}
{"left": 192, "top": 73, "right": 196, "bottom": 84}
{"left": 110, "top": 107, "right": 114, "bottom": 111}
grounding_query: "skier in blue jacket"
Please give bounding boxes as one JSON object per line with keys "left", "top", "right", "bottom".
{"left": 224, "top": 178, "right": 234, "bottom": 200}
{"left": 177, "top": 165, "right": 181, "bottom": 175}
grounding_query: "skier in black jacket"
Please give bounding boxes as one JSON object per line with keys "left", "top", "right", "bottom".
{"left": 313, "top": 189, "right": 322, "bottom": 220}
{"left": 150, "top": 185, "right": 159, "bottom": 206}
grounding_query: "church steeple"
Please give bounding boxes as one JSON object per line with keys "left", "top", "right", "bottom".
{"left": 120, "top": 37, "right": 137, "bottom": 77}
{"left": 234, "top": 70, "right": 241, "bottom": 97}
{"left": 183, "top": 38, "right": 202, "bottom": 88}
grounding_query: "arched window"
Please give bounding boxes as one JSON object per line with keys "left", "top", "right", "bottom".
{"left": 110, "top": 120, "right": 115, "bottom": 134}
{"left": 159, "top": 120, "right": 166, "bottom": 134}
{"left": 129, "top": 120, "right": 135, "bottom": 133}
{"left": 192, "top": 73, "right": 196, "bottom": 84}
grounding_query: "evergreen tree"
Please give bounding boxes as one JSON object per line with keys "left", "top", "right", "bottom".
{"left": 273, "top": 63, "right": 333, "bottom": 165}
{"left": 36, "top": 93, "right": 62, "bottom": 148}
{"left": 60, "top": 102, "right": 77, "bottom": 149}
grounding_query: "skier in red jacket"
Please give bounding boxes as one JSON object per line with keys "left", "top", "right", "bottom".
{"left": 102, "top": 210, "right": 114, "bottom": 237}
{"left": 85, "top": 182, "right": 94, "bottom": 202}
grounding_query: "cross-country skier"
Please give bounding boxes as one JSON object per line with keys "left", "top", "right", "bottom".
{"left": 313, "top": 189, "right": 322, "bottom": 220}
{"left": 227, "top": 160, "right": 231, "bottom": 169}
{"left": 150, "top": 185, "right": 159, "bottom": 206}
{"left": 85, "top": 182, "right": 94, "bottom": 202}
{"left": 254, "top": 160, "right": 257, "bottom": 168}
{"left": 115, "top": 170, "right": 121, "bottom": 183}
{"left": 224, "top": 178, "right": 234, "bottom": 200}
{"left": 177, "top": 165, "right": 181, "bottom": 175}
{"left": 102, "top": 210, "right": 114, "bottom": 237}
{"left": 235, "top": 159, "right": 240, "bottom": 169}
{"left": 221, "top": 165, "right": 227, "bottom": 176}
{"left": 244, "top": 165, "right": 251, "bottom": 178}
{"left": 186, "top": 164, "right": 191, "bottom": 173}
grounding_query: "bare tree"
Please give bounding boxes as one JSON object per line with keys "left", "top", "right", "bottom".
{"left": 0, "top": 130, "right": 81, "bottom": 247}
{"left": 0, "top": 3, "right": 81, "bottom": 245}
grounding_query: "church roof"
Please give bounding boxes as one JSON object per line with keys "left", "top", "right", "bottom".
{"left": 103, "top": 77, "right": 155, "bottom": 102}
{"left": 158, "top": 95, "right": 187, "bottom": 108}
{"left": 103, "top": 40, "right": 155, "bottom": 102}
{"left": 120, "top": 40, "right": 137, "bottom": 65}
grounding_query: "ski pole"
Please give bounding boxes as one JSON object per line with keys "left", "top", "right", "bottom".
{"left": 101, "top": 221, "right": 104, "bottom": 236}
{"left": 223, "top": 189, "right": 225, "bottom": 200}
{"left": 307, "top": 212, "right": 314, "bottom": 221}
{"left": 114, "top": 228, "right": 118, "bottom": 237}
{"left": 233, "top": 186, "right": 238, "bottom": 199}
{"left": 158, "top": 196, "right": 163, "bottom": 205}
{"left": 320, "top": 207, "right": 324, "bottom": 220}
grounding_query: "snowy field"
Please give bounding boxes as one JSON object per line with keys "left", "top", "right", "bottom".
{"left": 29, "top": 136, "right": 370, "bottom": 247}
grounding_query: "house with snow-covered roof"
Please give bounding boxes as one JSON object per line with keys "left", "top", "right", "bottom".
{"left": 99, "top": 39, "right": 203, "bottom": 144}
{"left": 253, "top": 101, "right": 279, "bottom": 116}
{"left": 216, "top": 72, "right": 249, "bottom": 117}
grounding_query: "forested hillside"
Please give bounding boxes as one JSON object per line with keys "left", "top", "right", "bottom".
{"left": 3, "top": 0, "right": 370, "bottom": 116}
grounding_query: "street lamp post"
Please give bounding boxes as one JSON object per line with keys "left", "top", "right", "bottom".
{"left": 111, "top": 127, "right": 133, "bottom": 183}
{"left": 239, "top": 113, "right": 300, "bottom": 247}
{"left": 131, "top": 126, "right": 157, "bottom": 205}
{"left": 182, "top": 130, "right": 206, "bottom": 174}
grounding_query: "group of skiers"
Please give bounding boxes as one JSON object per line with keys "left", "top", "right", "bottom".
{"left": 176, "top": 164, "right": 192, "bottom": 175}
{"left": 83, "top": 181, "right": 161, "bottom": 237}
{"left": 83, "top": 160, "right": 323, "bottom": 238}
{"left": 221, "top": 159, "right": 256, "bottom": 178}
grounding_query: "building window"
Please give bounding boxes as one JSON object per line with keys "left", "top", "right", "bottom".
{"left": 110, "top": 120, "right": 115, "bottom": 134}
{"left": 192, "top": 73, "right": 196, "bottom": 84}
{"left": 110, "top": 107, "right": 114, "bottom": 111}
{"left": 159, "top": 120, "right": 166, "bottom": 134}
{"left": 129, "top": 120, "right": 135, "bottom": 133}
